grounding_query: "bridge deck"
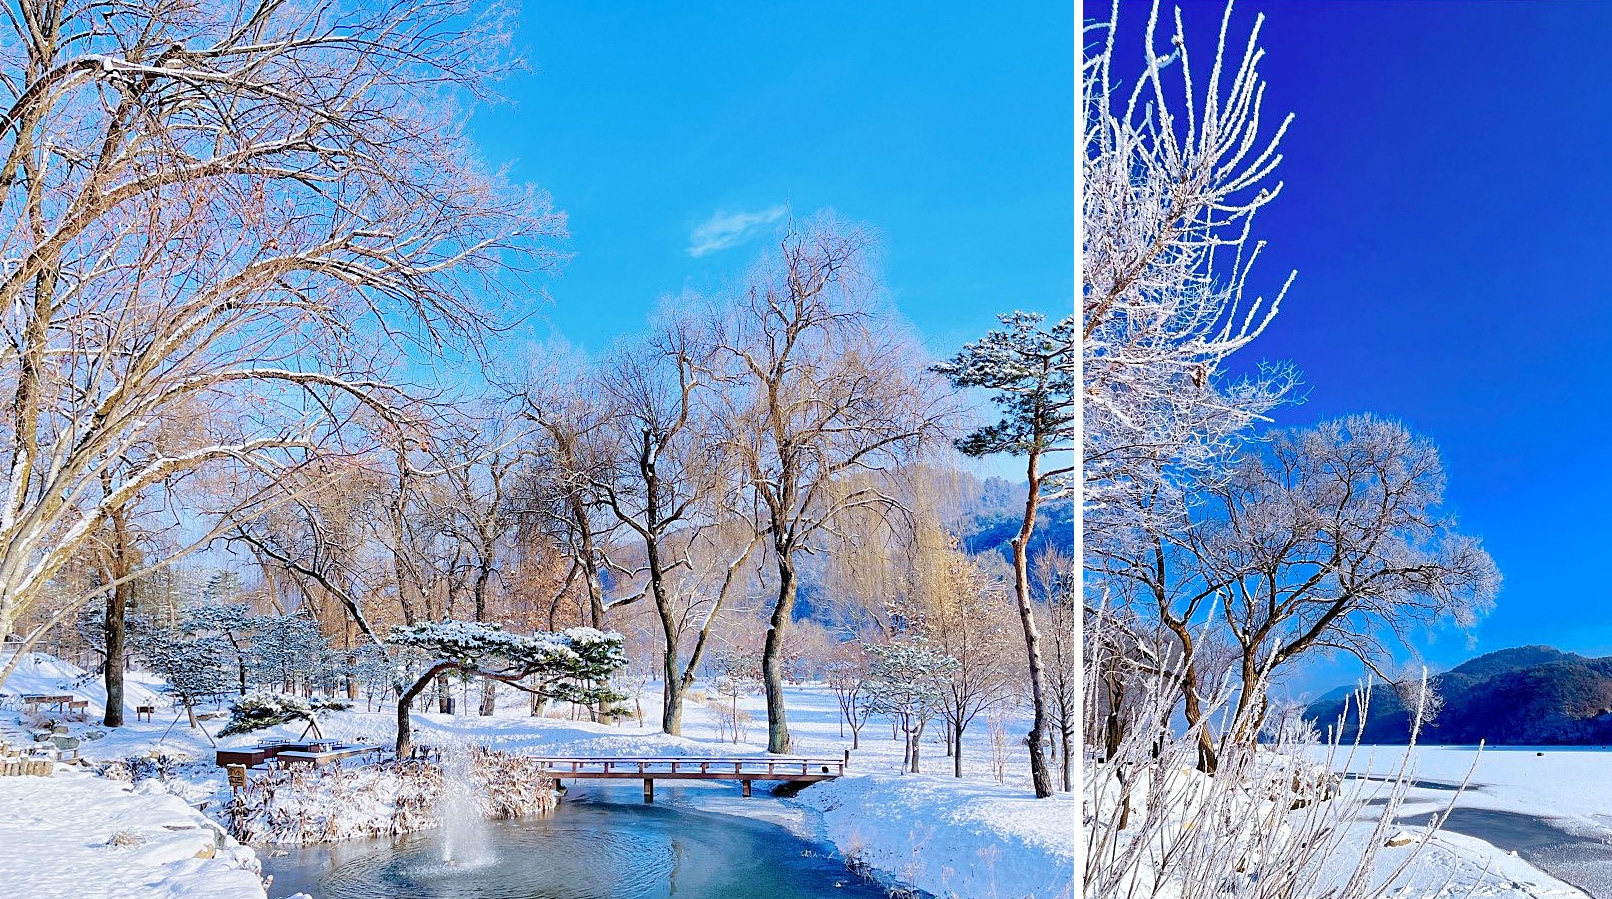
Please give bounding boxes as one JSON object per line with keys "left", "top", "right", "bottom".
{"left": 529, "top": 756, "right": 845, "bottom": 799}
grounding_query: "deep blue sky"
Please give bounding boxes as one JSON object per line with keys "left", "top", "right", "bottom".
{"left": 1128, "top": 1, "right": 1612, "bottom": 687}
{"left": 468, "top": 3, "right": 1073, "bottom": 361}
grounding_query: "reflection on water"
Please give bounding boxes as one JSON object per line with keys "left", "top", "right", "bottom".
{"left": 262, "top": 788, "right": 899, "bottom": 899}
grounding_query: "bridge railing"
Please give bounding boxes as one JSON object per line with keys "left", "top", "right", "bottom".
{"left": 524, "top": 756, "right": 846, "bottom": 777}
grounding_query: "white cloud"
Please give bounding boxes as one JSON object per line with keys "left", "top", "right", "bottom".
{"left": 687, "top": 205, "right": 787, "bottom": 257}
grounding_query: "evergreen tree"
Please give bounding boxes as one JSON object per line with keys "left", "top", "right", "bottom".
{"left": 934, "top": 312, "right": 1074, "bottom": 797}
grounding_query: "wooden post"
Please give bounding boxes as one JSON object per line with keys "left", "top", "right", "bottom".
{"left": 843, "top": 748, "right": 850, "bottom": 770}
{"left": 741, "top": 779, "right": 752, "bottom": 798}
{"left": 643, "top": 778, "right": 654, "bottom": 803}
{"left": 226, "top": 764, "right": 248, "bottom": 794}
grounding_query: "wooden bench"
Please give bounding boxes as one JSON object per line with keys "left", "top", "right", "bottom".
{"left": 135, "top": 705, "right": 154, "bottom": 722}
{"left": 20, "top": 694, "right": 73, "bottom": 715}
{"left": 65, "top": 700, "right": 88, "bottom": 720}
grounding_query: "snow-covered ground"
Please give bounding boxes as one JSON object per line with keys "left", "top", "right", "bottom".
{"left": 0, "top": 653, "right": 1074, "bottom": 899}
{"left": 1314, "top": 744, "right": 1612, "bottom": 898}
{"left": 11, "top": 648, "right": 1609, "bottom": 899}
{"left": 0, "top": 768, "right": 264, "bottom": 899}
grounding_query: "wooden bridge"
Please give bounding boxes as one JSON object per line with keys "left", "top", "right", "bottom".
{"left": 527, "top": 755, "right": 848, "bottom": 801}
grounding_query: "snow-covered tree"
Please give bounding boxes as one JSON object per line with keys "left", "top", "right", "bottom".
{"left": 251, "top": 612, "right": 337, "bottom": 697}
{"left": 709, "top": 646, "right": 763, "bottom": 744}
{"left": 1083, "top": 0, "right": 1298, "bottom": 526}
{"left": 219, "top": 693, "right": 352, "bottom": 740}
{"left": 1081, "top": 0, "right": 1299, "bottom": 778}
{"left": 864, "top": 638, "right": 959, "bottom": 775}
{"left": 183, "top": 603, "right": 267, "bottom": 696}
{"left": 387, "top": 622, "right": 627, "bottom": 756}
{"left": 1187, "top": 416, "right": 1498, "bottom": 740}
{"left": 935, "top": 311, "right": 1073, "bottom": 797}
{"left": 141, "top": 631, "right": 235, "bottom": 730}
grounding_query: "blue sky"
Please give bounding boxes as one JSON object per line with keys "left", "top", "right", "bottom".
{"left": 1131, "top": 1, "right": 1612, "bottom": 688}
{"left": 466, "top": 3, "right": 1073, "bottom": 364}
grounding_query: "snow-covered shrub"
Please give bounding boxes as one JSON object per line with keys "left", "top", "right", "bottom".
{"left": 228, "top": 750, "right": 560, "bottom": 845}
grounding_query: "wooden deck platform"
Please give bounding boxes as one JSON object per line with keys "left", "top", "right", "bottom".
{"left": 528, "top": 756, "right": 847, "bottom": 800}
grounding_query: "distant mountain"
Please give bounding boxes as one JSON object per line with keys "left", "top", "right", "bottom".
{"left": 1304, "top": 645, "right": 1612, "bottom": 745}
{"left": 958, "top": 477, "right": 1074, "bottom": 566}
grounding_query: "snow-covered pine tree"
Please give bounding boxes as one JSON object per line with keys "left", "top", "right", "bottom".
{"left": 934, "top": 312, "right": 1072, "bottom": 797}
{"left": 387, "top": 622, "right": 628, "bottom": 756}
{"left": 140, "top": 631, "right": 235, "bottom": 730}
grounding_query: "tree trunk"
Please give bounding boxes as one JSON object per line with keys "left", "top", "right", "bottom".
{"left": 436, "top": 673, "right": 451, "bottom": 714}
{"left": 762, "top": 551, "right": 796, "bottom": 754}
{"left": 1103, "top": 673, "right": 1125, "bottom": 761}
{"left": 1060, "top": 724, "right": 1074, "bottom": 792}
{"left": 953, "top": 722, "right": 966, "bottom": 778}
{"left": 1011, "top": 453, "right": 1055, "bottom": 798}
{"left": 397, "top": 662, "right": 455, "bottom": 757}
{"left": 662, "top": 650, "right": 685, "bottom": 736}
{"left": 911, "top": 719, "right": 926, "bottom": 774}
{"left": 479, "top": 680, "right": 497, "bottom": 716}
{"left": 102, "top": 587, "right": 127, "bottom": 728}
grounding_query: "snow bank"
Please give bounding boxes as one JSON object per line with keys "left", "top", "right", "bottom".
{"left": 0, "top": 766, "right": 264, "bottom": 899}
{"left": 798, "top": 773, "right": 1075, "bottom": 899}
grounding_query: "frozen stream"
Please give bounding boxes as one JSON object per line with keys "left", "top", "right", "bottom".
{"left": 260, "top": 781, "right": 903, "bottom": 899}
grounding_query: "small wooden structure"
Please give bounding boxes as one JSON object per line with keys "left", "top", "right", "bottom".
{"left": 135, "top": 705, "right": 155, "bottom": 722}
{"left": 274, "top": 745, "right": 385, "bottom": 768}
{"left": 20, "top": 694, "right": 74, "bottom": 715}
{"left": 226, "top": 764, "right": 249, "bottom": 794}
{"left": 526, "top": 756, "right": 846, "bottom": 802}
{"left": 216, "top": 741, "right": 385, "bottom": 770}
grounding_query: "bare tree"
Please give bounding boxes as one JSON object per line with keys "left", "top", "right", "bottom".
{"left": 0, "top": 0, "right": 564, "bottom": 686}
{"left": 1189, "top": 415, "right": 1499, "bottom": 740}
{"left": 589, "top": 321, "right": 763, "bottom": 735}
{"left": 913, "top": 529, "right": 1017, "bottom": 778}
{"left": 520, "top": 369, "right": 622, "bottom": 630}
{"left": 1035, "top": 548, "right": 1076, "bottom": 791}
{"left": 715, "top": 217, "right": 952, "bottom": 753}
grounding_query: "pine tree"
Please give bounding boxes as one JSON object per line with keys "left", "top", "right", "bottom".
{"left": 935, "top": 312, "right": 1074, "bottom": 797}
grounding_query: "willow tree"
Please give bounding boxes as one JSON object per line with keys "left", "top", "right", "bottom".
{"left": 717, "top": 218, "right": 951, "bottom": 754}
{"left": 0, "top": 0, "right": 562, "bottom": 684}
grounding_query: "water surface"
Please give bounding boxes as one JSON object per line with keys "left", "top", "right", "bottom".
{"left": 262, "top": 786, "right": 897, "bottom": 899}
